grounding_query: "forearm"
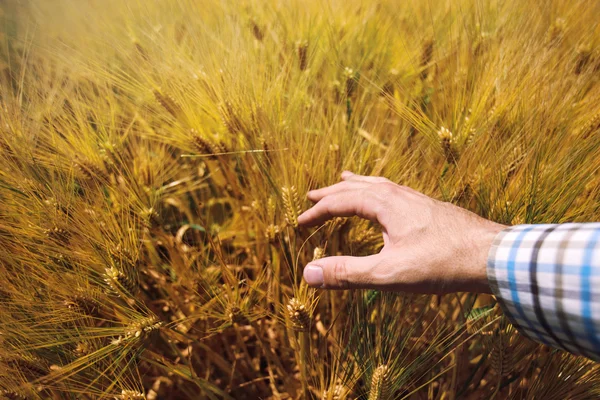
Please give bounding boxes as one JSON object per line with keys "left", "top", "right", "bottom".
{"left": 487, "top": 223, "right": 600, "bottom": 362}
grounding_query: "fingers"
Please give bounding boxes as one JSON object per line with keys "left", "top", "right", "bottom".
{"left": 341, "top": 171, "right": 389, "bottom": 183}
{"left": 342, "top": 171, "right": 426, "bottom": 198}
{"left": 307, "top": 180, "right": 369, "bottom": 202}
{"left": 297, "top": 189, "right": 379, "bottom": 226}
{"left": 303, "top": 254, "right": 382, "bottom": 289}
{"left": 300, "top": 172, "right": 397, "bottom": 226}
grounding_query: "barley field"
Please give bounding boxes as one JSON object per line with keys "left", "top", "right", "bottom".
{"left": 1, "top": 0, "right": 600, "bottom": 398}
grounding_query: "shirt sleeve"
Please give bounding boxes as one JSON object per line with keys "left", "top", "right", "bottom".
{"left": 487, "top": 223, "right": 600, "bottom": 362}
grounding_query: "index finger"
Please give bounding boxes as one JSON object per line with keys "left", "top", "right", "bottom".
{"left": 297, "top": 190, "right": 380, "bottom": 226}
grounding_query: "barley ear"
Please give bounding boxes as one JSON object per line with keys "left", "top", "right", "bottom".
{"left": 287, "top": 297, "right": 311, "bottom": 332}
{"left": 115, "top": 389, "right": 146, "bottom": 400}
{"left": 368, "top": 364, "right": 391, "bottom": 400}
{"left": 438, "top": 126, "right": 459, "bottom": 164}
{"left": 153, "top": 88, "right": 183, "bottom": 119}
{"left": 297, "top": 40, "right": 309, "bottom": 71}
{"left": 281, "top": 186, "right": 301, "bottom": 227}
{"left": 104, "top": 266, "right": 139, "bottom": 297}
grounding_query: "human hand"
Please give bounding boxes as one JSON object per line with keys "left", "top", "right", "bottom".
{"left": 298, "top": 172, "right": 506, "bottom": 293}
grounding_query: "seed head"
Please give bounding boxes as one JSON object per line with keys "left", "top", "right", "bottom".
{"left": 109, "top": 245, "right": 137, "bottom": 270}
{"left": 74, "top": 159, "right": 109, "bottom": 182}
{"left": 191, "top": 130, "right": 219, "bottom": 157}
{"left": 575, "top": 44, "right": 593, "bottom": 74}
{"left": 297, "top": 40, "right": 309, "bottom": 71}
{"left": 313, "top": 247, "right": 325, "bottom": 261}
{"left": 546, "top": 18, "right": 566, "bottom": 46}
{"left": 287, "top": 297, "right": 311, "bottom": 332}
{"left": 368, "top": 364, "right": 391, "bottom": 400}
{"left": 125, "top": 316, "right": 163, "bottom": 340}
{"left": 219, "top": 101, "right": 244, "bottom": 135}
{"left": 228, "top": 306, "right": 249, "bottom": 325}
{"left": 576, "top": 111, "right": 600, "bottom": 139}
{"left": 153, "top": 89, "right": 182, "bottom": 118}
{"left": 437, "top": 127, "right": 458, "bottom": 164}
{"left": 251, "top": 21, "right": 264, "bottom": 41}
{"left": 133, "top": 40, "right": 149, "bottom": 60}
{"left": 74, "top": 341, "right": 93, "bottom": 356}
{"left": 344, "top": 67, "right": 359, "bottom": 97}
{"left": 140, "top": 207, "right": 160, "bottom": 228}
{"left": 281, "top": 186, "right": 301, "bottom": 227}
{"left": 64, "top": 293, "right": 100, "bottom": 317}
{"left": 0, "top": 390, "right": 27, "bottom": 399}
{"left": 0, "top": 139, "right": 14, "bottom": 159}
{"left": 45, "top": 226, "right": 70, "bottom": 243}
{"left": 265, "top": 224, "right": 280, "bottom": 242}
{"left": 322, "top": 383, "right": 345, "bottom": 400}
{"left": 115, "top": 390, "right": 146, "bottom": 400}
{"left": 104, "top": 266, "right": 138, "bottom": 297}
{"left": 7, "top": 357, "right": 48, "bottom": 380}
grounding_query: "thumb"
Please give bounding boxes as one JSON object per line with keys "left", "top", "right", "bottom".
{"left": 303, "top": 254, "right": 381, "bottom": 290}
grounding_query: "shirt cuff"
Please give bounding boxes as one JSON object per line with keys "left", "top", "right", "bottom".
{"left": 487, "top": 223, "right": 600, "bottom": 362}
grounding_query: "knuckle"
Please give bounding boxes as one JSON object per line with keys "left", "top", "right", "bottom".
{"left": 358, "top": 193, "right": 374, "bottom": 215}
{"left": 332, "top": 260, "right": 349, "bottom": 289}
{"left": 371, "top": 182, "right": 397, "bottom": 203}
{"left": 319, "top": 195, "right": 334, "bottom": 208}
{"left": 377, "top": 182, "right": 398, "bottom": 193}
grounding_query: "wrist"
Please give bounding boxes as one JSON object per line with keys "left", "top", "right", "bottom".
{"left": 467, "top": 221, "right": 506, "bottom": 293}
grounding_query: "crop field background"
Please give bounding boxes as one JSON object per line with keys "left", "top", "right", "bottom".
{"left": 1, "top": 0, "right": 600, "bottom": 398}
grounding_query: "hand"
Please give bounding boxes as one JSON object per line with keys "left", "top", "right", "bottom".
{"left": 298, "top": 172, "right": 506, "bottom": 293}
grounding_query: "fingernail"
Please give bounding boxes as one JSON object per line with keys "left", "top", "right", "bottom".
{"left": 303, "top": 265, "right": 324, "bottom": 288}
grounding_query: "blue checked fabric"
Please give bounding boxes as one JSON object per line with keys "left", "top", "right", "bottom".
{"left": 487, "top": 223, "right": 600, "bottom": 362}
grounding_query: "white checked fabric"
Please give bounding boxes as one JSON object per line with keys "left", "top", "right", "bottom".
{"left": 487, "top": 223, "right": 600, "bottom": 362}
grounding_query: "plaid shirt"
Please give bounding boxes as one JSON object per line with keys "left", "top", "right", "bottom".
{"left": 488, "top": 223, "right": 600, "bottom": 362}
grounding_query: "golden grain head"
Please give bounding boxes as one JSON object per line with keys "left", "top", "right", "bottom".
{"left": 265, "top": 223, "right": 280, "bottom": 241}
{"left": 312, "top": 246, "right": 325, "bottom": 260}
{"left": 344, "top": 67, "right": 359, "bottom": 97}
{"left": 74, "top": 341, "right": 93, "bottom": 356}
{"left": 104, "top": 266, "right": 138, "bottom": 297}
{"left": 74, "top": 159, "right": 108, "bottom": 182}
{"left": 227, "top": 305, "right": 249, "bottom": 325}
{"left": 437, "top": 126, "right": 453, "bottom": 141}
{"left": 45, "top": 226, "right": 70, "bottom": 243}
{"left": 437, "top": 127, "right": 459, "bottom": 163}
{"left": 191, "top": 130, "right": 218, "bottom": 156}
{"left": 64, "top": 293, "right": 100, "bottom": 317}
{"left": 368, "top": 364, "right": 391, "bottom": 400}
{"left": 153, "top": 89, "right": 182, "bottom": 118}
{"left": 115, "top": 389, "right": 146, "bottom": 400}
{"left": 297, "top": 40, "right": 309, "bottom": 71}
{"left": 251, "top": 21, "right": 264, "bottom": 41}
{"left": 125, "top": 316, "right": 163, "bottom": 340}
{"left": 287, "top": 297, "right": 311, "bottom": 332}
{"left": 0, "top": 390, "right": 28, "bottom": 400}
{"left": 322, "top": 382, "right": 346, "bottom": 400}
{"left": 281, "top": 186, "right": 301, "bottom": 227}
